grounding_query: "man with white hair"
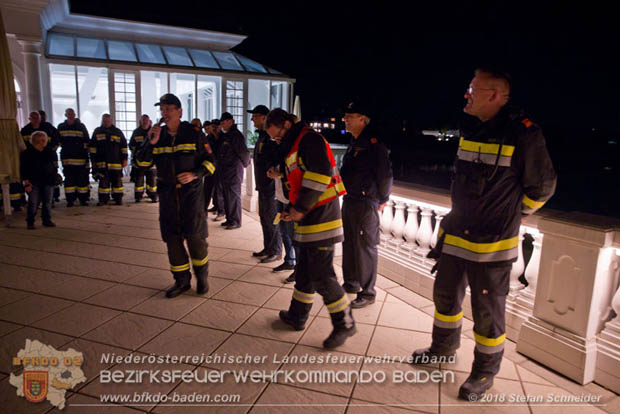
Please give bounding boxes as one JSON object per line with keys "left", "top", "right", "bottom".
{"left": 20, "top": 131, "right": 58, "bottom": 229}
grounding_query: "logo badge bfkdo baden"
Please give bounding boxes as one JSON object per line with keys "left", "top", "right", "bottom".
{"left": 10, "top": 339, "right": 86, "bottom": 410}
{"left": 24, "top": 371, "right": 49, "bottom": 403}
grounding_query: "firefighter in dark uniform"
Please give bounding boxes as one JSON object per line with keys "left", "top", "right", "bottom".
{"left": 411, "top": 68, "right": 557, "bottom": 400}
{"left": 57, "top": 108, "right": 91, "bottom": 206}
{"left": 135, "top": 93, "right": 216, "bottom": 298}
{"left": 90, "top": 114, "right": 128, "bottom": 206}
{"left": 340, "top": 102, "right": 393, "bottom": 308}
{"left": 13, "top": 111, "right": 60, "bottom": 210}
{"left": 249, "top": 105, "right": 282, "bottom": 263}
{"left": 265, "top": 109, "right": 355, "bottom": 349}
{"left": 217, "top": 112, "right": 250, "bottom": 229}
{"left": 206, "top": 119, "right": 226, "bottom": 221}
{"left": 129, "top": 114, "right": 158, "bottom": 203}
{"left": 203, "top": 120, "right": 221, "bottom": 216}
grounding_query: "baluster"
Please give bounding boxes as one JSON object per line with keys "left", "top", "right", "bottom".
{"left": 509, "top": 228, "right": 527, "bottom": 295}
{"left": 403, "top": 203, "right": 419, "bottom": 246}
{"left": 415, "top": 207, "right": 434, "bottom": 255}
{"left": 380, "top": 200, "right": 394, "bottom": 235}
{"left": 390, "top": 201, "right": 406, "bottom": 242}
{"left": 517, "top": 232, "right": 543, "bottom": 309}
{"left": 430, "top": 211, "right": 445, "bottom": 248}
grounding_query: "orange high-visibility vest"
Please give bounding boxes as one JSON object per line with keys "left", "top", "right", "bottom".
{"left": 285, "top": 126, "right": 346, "bottom": 209}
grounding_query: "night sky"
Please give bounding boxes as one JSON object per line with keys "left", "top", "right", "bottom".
{"left": 70, "top": 1, "right": 620, "bottom": 132}
{"left": 69, "top": 1, "right": 620, "bottom": 216}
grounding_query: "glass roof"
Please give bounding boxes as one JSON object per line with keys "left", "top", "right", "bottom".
{"left": 46, "top": 32, "right": 287, "bottom": 77}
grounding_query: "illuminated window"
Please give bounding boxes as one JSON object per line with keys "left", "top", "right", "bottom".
{"left": 226, "top": 80, "right": 245, "bottom": 135}
{"left": 113, "top": 72, "right": 137, "bottom": 138}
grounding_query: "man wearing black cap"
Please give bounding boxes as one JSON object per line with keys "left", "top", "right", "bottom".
{"left": 134, "top": 93, "right": 216, "bottom": 298}
{"left": 340, "top": 102, "right": 393, "bottom": 308}
{"left": 217, "top": 112, "right": 250, "bottom": 229}
{"left": 248, "top": 105, "right": 282, "bottom": 263}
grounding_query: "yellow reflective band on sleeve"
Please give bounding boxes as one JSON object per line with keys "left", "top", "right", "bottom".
{"left": 434, "top": 310, "right": 463, "bottom": 323}
{"left": 147, "top": 185, "right": 157, "bottom": 191}
{"left": 60, "top": 130, "right": 83, "bottom": 136}
{"left": 171, "top": 263, "right": 191, "bottom": 272}
{"left": 121, "top": 148, "right": 128, "bottom": 153}
{"left": 10, "top": 193, "right": 23, "bottom": 199}
{"left": 293, "top": 288, "right": 314, "bottom": 304}
{"left": 303, "top": 170, "right": 332, "bottom": 185}
{"left": 327, "top": 295, "right": 350, "bottom": 313}
{"left": 137, "top": 161, "right": 153, "bottom": 167}
{"left": 108, "top": 163, "right": 122, "bottom": 168}
{"left": 96, "top": 162, "right": 106, "bottom": 167}
{"left": 295, "top": 219, "right": 343, "bottom": 235}
{"left": 522, "top": 194, "right": 546, "bottom": 210}
{"left": 191, "top": 256, "right": 209, "bottom": 267}
{"left": 202, "top": 160, "right": 215, "bottom": 174}
{"left": 474, "top": 332, "right": 506, "bottom": 347}
{"left": 317, "top": 181, "right": 346, "bottom": 204}
{"left": 175, "top": 144, "right": 196, "bottom": 151}
{"left": 459, "top": 138, "right": 515, "bottom": 157}
{"left": 153, "top": 147, "right": 173, "bottom": 154}
{"left": 135, "top": 186, "right": 145, "bottom": 191}
{"left": 89, "top": 148, "right": 97, "bottom": 153}
{"left": 98, "top": 188, "right": 110, "bottom": 193}
{"left": 444, "top": 234, "right": 518, "bottom": 253}
{"left": 64, "top": 186, "right": 77, "bottom": 192}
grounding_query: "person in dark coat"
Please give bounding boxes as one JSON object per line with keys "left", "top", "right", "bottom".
{"left": 249, "top": 105, "right": 282, "bottom": 263}
{"left": 216, "top": 112, "right": 250, "bottom": 229}
{"left": 135, "top": 94, "right": 216, "bottom": 298}
{"left": 21, "top": 131, "right": 58, "bottom": 229}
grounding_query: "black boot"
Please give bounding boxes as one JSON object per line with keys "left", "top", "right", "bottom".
{"left": 410, "top": 347, "right": 457, "bottom": 365}
{"left": 323, "top": 306, "right": 356, "bottom": 348}
{"left": 195, "top": 265, "right": 209, "bottom": 295}
{"left": 279, "top": 298, "right": 312, "bottom": 331}
{"left": 458, "top": 374, "right": 494, "bottom": 401}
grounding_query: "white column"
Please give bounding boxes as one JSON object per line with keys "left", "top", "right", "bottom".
{"left": 241, "top": 158, "right": 257, "bottom": 212}
{"left": 518, "top": 215, "right": 618, "bottom": 384}
{"left": 380, "top": 200, "right": 394, "bottom": 237}
{"left": 596, "top": 253, "right": 620, "bottom": 394}
{"left": 516, "top": 232, "right": 543, "bottom": 310}
{"left": 390, "top": 201, "right": 406, "bottom": 242}
{"left": 415, "top": 207, "right": 434, "bottom": 255}
{"left": 509, "top": 228, "right": 527, "bottom": 295}
{"left": 430, "top": 212, "right": 444, "bottom": 248}
{"left": 403, "top": 203, "right": 419, "bottom": 246}
{"left": 17, "top": 39, "right": 43, "bottom": 112}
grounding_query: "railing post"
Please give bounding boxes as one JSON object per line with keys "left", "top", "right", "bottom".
{"left": 380, "top": 199, "right": 394, "bottom": 246}
{"left": 388, "top": 201, "right": 406, "bottom": 248}
{"left": 596, "top": 251, "right": 620, "bottom": 394}
{"left": 518, "top": 213, "right": 618, "bottom": 385}
{"left": 415, "top": 207, "right": 434, "bottom": 255}
{"left": 430, "top": 211, "right": 444, "bottom": 249}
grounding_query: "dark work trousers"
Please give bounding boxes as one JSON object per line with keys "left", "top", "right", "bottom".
{"left": 293, "top": 246, "right": 347, "bottom": 314}
{"left": 258, "top": 193, "right": 282, "bottom": 255}
{"left": 134, "top": 168, "right": 157, "bottom": 201}
{"left": 222, "top": 178, "right": 242, "bottom": 226}
{"left": 26, "top": 184, "right": 53, "bottom": 224}
{"left": 4, "top": 182, "right": 25, "bottom": 209}
{"left": 430, "top": 253, "right": 511, "bottom": 377}
{"left": 53, "top": 186, "right": 60, "bottom": 202}
{"left": 277, "top": 201, "right": 297, "bottom": 265}
{"left": 204, "top": 174, "right": 224, "bottom": 214}
{"left": 342, "top": 198, "right": 380, "bottom": 298}
{"left": 166, "top": 234, "right": 209, "bottom": 286}
{"left": 98, "top": 170, "right": 124, "bottom": 204}
{"left": 63, "top": 165, "right": 90, "bottom": 203}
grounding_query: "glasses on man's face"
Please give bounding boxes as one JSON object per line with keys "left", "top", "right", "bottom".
{"left": 466, "top": 86, "right": 496, "bottom": 95}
